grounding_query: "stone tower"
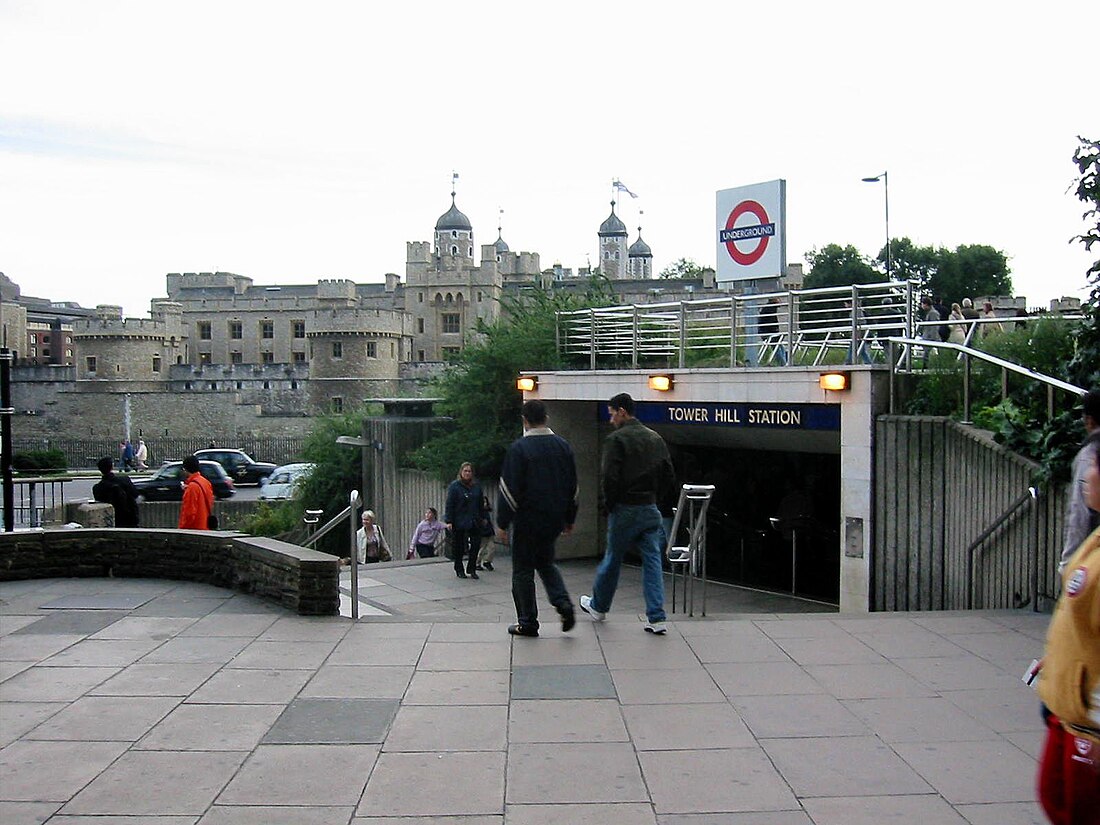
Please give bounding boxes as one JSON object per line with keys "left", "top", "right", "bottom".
{"left": 598, "top": 202, "right": 629, "bottom": 279}
{"left": 628, "top": 227, "right": 653, "bottom": 279}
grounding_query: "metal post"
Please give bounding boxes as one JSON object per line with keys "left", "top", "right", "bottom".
{"left": 729, "top": 297, "right": 738, "bottom": 367}
{"left": 631, "top": 306, "right": 638, "bottom": 369}
{"left": 349, "top": 490, "right": 360, "bottom": 620}
{"left": 678, "top": 302, "right": 686, "bottom": 369}
{"left": 962, "top": 354, "right": 972, "bottom": 424}
{"left": 589, "top": 310, "right": 596, "bottom": 370}
{"left": 888, "top": 339, "right": 897, "bottom": 414}
{"left": 0, "top": 348, "right": 13, "bottom": 531}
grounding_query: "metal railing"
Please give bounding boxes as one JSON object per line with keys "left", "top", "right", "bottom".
{"left": 303, "top": 490, "right": 362, "bottom": 619}
{"left": 885, "top": 337, "right": 1086, "bottom": 423}
{"left": 666, "top": 484, "right": 715, "bottom": 616}
{"left": 557, "top": 280, "right": 918, "bottom": 368}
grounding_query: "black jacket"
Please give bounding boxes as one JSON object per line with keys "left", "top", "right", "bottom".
{"left": 445, "top": 479, "right": 485, "bottom": 530}
{"left": 496, "top": 427, "right": 578, "bottom": 536}
{"left": 600, "top": 417, "right": 677, "bottom": 516}
{"left": 92, "top": 472, "right": 140, "bottom": 527}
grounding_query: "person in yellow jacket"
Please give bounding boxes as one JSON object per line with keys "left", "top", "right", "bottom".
{"left": 1036, "top": 446, "right": 1100, "bottom": 824}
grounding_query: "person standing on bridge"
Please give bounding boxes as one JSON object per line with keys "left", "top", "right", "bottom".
{"left": 581, "top": 392, "right": 677, "bottom": 635}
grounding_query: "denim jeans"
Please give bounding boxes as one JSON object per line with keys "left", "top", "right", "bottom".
{"left": 591, "top": 503, "right": 666, "bottom": 623}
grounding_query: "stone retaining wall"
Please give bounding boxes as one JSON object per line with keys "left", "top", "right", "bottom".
{"left": 0, "top": 526, "right": 340, "bottom": 616}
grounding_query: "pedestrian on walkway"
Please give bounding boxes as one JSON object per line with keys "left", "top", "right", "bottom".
{"left": 496, "top": 399, "right": 578, "bottom": 638}
{"left": 134, "top": 438, "right": 149, "bottom": 471}
{"left": 445, "top": 462, "right": 486, "bottom": 579}
{"left": 1059, "top": 390, "right": 1100, "bottom": 574}
{"left": 92, "top": 456, "right": 140, "bottom": 527}
{"left": 178, "top": 455, "right": 214, "bottom": 530}
{"left": 1036, "top": 443, "right": 1100, "bottom": 824}
{"left": 581, "top": 392, "right": 677, "bottom": 634}
{"left": 408, "top": 507, "right": 446, "bottom": 559}
{"left": 356, "top": 510, "right": 392, "bottom": 564}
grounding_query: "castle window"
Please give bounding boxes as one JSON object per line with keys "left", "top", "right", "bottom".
{"left": 390, "top": 342, "right": 395, "bottom": 358}
{"left": 417, "top": 318, "right": 424, "bottom": 333}
{"left": 198, "top": 321, "right": 212, "bottom": 340}
{"left": 185, "top": 381, "right": 192, "bottom": 390}
{"left": 30, "top": 334, "right": 37, "bottom": 344}
{"left": 290, "top": 380, "right": 298, "bottom": 390}
{"left": 418, "top": 349, "right": 425, "bottom": 362}
{"left": 366, "top": 341, "right": 377, "bottom": 358}
{"left": 30, "top": 346, "right": 37, "bottom": 357}
{"left": 116, "top": 364, "right": 121, "bottom": 372}
{"left": 261, "top": 320, "right": 274, "bottom": 339}
{"left": 332, "top": 341, "right": 343, "bottom": 358}
{"left": 442, "top": 313, "right": 460, "bottom": 334}
{"left": 332, "top": 397, "right": 343, "bottom": 413}
{"left": 209, "top": 382, "right": 217, "bottom": 390}
{"left": 292, "top": 351, "right": 306, "bottom": 363}
{"left": 451, "top": 230, "right": 457, "bottom": 239}
{"left": 200, "top": 352, "right": 211, "bottom": 365}
{"left": 478, "top": 291, "right": 483, "bottom": 302}
{"left": 468, "top": 246, "right": 473, "bottom": 256}
{"left": 152, "top": 356, "right": 161, "bottom": 373}
{"left": 231, "top": 352, "right": 243, "bottom": 364}
{"left": 418, "top": 292, "right": 424, "bottom": 303}
{"left": 236, "top": 381, "right": 243, "bottom": 389}
{"left": 66, "top": 349, "right": 73, "bottom": 358}
{"left": 43, "top": 348, "right": 50, "bottom": 357}
{"left": 292, "top": 320, "right": 305, "bottom": 338}
{"left": 229, "top": 321, "right": 242, "bottom": 339}
{"left": 451, "top": 245, "right": 458, "bottom": 255}
{"left": 263, "top": 381, "right": 270, "bottom": 390}
{"left": 262, "top": 351, "right": 274, "bottom": 364}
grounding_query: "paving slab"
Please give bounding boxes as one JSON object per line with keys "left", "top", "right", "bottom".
{"left": 217, "top": 744, "right": 378, "bottom": 807}
{"left": 358, "top": 751, "right": 504, "bottom": 817}
{"left": 511, "top": 663, "right": 616, "bottom": 700}
{"left": 40, "top": 594, "right": 153, "bottom": 611}
{"left": 262, "top": 697, "right": 399, "bottom": 744}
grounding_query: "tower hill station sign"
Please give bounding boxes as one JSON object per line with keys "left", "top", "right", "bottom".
{"left": 603, "top": 401, "right": 840, "bottom": 431}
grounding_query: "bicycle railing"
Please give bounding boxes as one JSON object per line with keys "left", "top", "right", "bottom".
{"left": 666, "top": 484, "right": 716, "bottom": 617}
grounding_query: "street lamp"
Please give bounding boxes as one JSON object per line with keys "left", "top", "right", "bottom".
{"left": 861, "top": 171, "right": 891, "bottom": 277}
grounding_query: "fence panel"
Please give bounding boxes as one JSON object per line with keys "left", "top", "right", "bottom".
{"left": 16, "top": 436, "right": 308, "bottom": 470}
{"left": 874, "top": 416, "right": 1067, "bottom": 612}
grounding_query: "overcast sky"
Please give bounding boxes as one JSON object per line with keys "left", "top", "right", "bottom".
{"left": 2, "top": 1, "right": 1096, "bottom": 318}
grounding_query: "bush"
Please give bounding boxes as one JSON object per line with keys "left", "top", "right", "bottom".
{"left": 240, "top": 501, "right": 301, "bottom": 538}
{"left": 12, "top": 449, "right": 67, "bottom": 473}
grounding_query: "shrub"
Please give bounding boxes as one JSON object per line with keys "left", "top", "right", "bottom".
{"left": 12, "top": 449, "right": 67, "bottom": 473}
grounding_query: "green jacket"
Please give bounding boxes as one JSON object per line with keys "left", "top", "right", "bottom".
{"left": 600, "top": 417, "right": 677, "bottom": 515}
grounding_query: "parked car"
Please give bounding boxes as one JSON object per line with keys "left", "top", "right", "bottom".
{"left": 193, "top": 449, "right": 277, "bottom": 486}
{"left": 132, "top": 460, "right": 236, "bottom": 501}
{"left": 259, "top": 463, "right": 315, "bottom": 501}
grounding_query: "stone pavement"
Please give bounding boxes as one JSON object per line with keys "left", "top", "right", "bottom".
{"left": 1, "top": 554, "right": 1051, "bottom": 824}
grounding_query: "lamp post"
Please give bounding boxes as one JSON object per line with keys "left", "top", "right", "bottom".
{"left": 861, "top": 171, "right": 891, "bottom": 277}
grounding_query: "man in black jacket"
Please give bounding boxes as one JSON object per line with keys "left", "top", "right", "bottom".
{"left": 580, "top": 392, "right": 677, "bottom": 634}
{"left": 92, "top": 456, "right": 140, "bottom": 527}
{"left": 496, "top": 399, "right": 578, "bottom": 638}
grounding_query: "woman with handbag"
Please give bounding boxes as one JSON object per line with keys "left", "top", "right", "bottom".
{"left": 445, "top": 462, "right": 487, "bottom": 579}
{"left": 356, "top": 510, "right": 392, "bottom": 564}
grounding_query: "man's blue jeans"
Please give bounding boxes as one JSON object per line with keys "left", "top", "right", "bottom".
{"left": 591, "top": 504, "right": 666, "bottom": 623}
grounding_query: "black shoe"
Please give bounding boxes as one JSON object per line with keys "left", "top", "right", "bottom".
{"left": 475, "top": 564, "right": 485, "bottom": 571}
{"left": 560, "top": 609, "right": 576, "bottom": 633}
{"left": 469, "top": 571, "right": 480, "bottom": 580}
{"left": 456, "top": 570, "right": 467, "bottom": 579}
{"left": 508, "top": 624, "right": 539, "bottom": 637}
{"left": 483, "top": 561, "right": 494, "bottom": 571}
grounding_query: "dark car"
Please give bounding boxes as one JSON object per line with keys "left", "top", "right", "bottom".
{"left": 194, "top": 449, "right": 277, "bottom": 486}
{"left": 132, "top": 460, "right": 236, "bottom": 501}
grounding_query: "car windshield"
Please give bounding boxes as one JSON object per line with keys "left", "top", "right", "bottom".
{"left": 155, "top": 465, "right": 183, "bottom": 480}
{"left": 271, "top": 472, "right": 291, "bottom": 484}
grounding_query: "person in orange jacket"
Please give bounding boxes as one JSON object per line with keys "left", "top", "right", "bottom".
{"left": 178, "top": 455, "right": 214, "bottom": 530}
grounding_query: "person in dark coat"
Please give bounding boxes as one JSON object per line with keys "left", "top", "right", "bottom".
{"left": 496, "top": 399, "right": 579, "bottom": 637}
{"left": 92, "top": 456, "right": 140, "bottom": 527}
{"left": 445, "top": 461, "right": 486, "bottom": 579}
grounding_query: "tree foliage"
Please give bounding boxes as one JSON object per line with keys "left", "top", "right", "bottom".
{"left": 1065, "top": 135, "right": 1100, "bottom": 391}
{"left": 803, "top": 244, "right": 884, "bottom": 289}
{"left": 407, "top": 278, "right": 617, "bottom": 481}
{"left": 659, "top": 258, "right": 706, "bottom": 280}
{"left": 888, "top": 237, "right": 1012, "bottom": 300}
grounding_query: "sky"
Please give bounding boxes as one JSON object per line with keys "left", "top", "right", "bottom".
{"left": 2, "top": 1, "right": 1097, "bottom": 318}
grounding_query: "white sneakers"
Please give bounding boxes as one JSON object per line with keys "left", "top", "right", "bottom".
{"left": 644, "top": 620, "right": 668, "bottom": 635}
{"left": 579, "top": 595, "right": 605, "bottom": 621}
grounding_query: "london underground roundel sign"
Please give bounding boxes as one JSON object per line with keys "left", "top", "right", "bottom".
{"left": 721, "top": 200, "right": 774, "bottom": 266}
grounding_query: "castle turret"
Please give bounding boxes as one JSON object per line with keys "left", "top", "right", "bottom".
{"left": 598, "top": 202, "right": 629, "bottom": 279}
{"left": 628, "top": 227, "right": 653, "bottom": 279}
{"left": 434, "top": 193, "right": 475, "bottom": 266}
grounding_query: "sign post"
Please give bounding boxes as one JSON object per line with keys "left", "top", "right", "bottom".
{"left": 715, "top": 180, "right": 787, "bottom": 287}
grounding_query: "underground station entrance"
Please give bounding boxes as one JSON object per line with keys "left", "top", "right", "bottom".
{"left": 613, "top": 405, "right": 842, "bottom": 605}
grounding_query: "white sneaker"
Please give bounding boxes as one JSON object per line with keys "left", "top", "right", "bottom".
{"left": 644, "top": 620, "right": 667, "bottom": 635}
{"left": 579, "top": 595, "right": 605, "bottom": 621}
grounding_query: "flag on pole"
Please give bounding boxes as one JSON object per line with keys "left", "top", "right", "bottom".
{"left": 613, "top": 179, "right": 638, "bottom": 199}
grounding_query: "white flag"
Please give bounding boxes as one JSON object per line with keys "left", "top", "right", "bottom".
{"left": 613, "top": 179, "right": 638, "bottom": 199}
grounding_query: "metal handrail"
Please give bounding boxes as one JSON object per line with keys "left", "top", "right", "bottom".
{"left": 966, "top": 487, "right": 1037, "bottom": 610}
{"left": 666, "top": 484, "right": 715, "bottom": 617}
{"left": 303, "top": 490, "right": 361, "bottom": 619}
{"left": 886, "top": 336, "right": 1086, "bottom": 422}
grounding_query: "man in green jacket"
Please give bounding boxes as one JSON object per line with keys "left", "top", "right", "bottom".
{"left": 580, "top": 392, "right": 677, "bottom": 634}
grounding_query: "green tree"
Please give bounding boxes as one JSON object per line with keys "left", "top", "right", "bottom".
{"left": 659, "top": 258, "right": 705, "bottom": 279}
{"left": 888, "top": 237, "right": 1012, "bottom": 300}
{"left": 1065, "top": 135, "right": 1100, "bottom": 389}
{"left": 408, "top": 279, "right": 616, "bottom": 480}
{"left": 803, "top": 244, "right": 884, "bottom": 288}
